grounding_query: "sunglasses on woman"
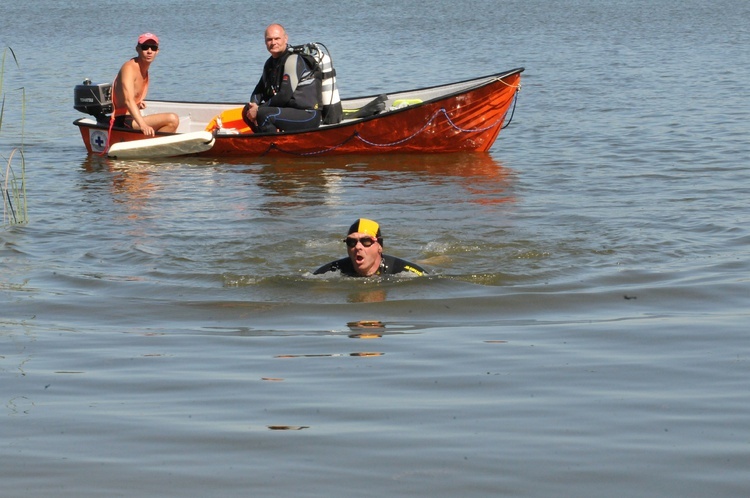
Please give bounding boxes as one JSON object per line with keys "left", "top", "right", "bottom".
{"left": 139, "top": 44, "right": 159, "bottom": 52}
{"left": 344, "top": 237, "right": 377, "bottom": 248}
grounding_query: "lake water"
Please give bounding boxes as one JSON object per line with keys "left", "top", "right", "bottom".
{"left": 2, "top": 0, "right": 749, "bottom": 496}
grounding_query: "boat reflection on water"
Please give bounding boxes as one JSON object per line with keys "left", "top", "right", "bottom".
{"left": 225, "top": 151, "right": 511, "bottom": 178}
{"left": 79, "top": 156, "right": 164, "bottom": 224}
{"left": 221, "top": 152, "right": 517, "bottom": 214}
{"left": 81, "top": 152, "right": 516, "bottom": 215}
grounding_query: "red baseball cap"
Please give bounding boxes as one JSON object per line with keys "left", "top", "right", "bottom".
{"left": 137, "top": 33, "right": 159, "bottom": 45}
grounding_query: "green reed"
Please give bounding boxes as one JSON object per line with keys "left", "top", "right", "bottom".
{"left": 1, "top": 46, "right": 28, "bottom": 226}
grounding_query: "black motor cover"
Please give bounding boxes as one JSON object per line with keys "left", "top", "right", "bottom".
{"left": 74, "top": 79, "right": 112, "bottom": 118}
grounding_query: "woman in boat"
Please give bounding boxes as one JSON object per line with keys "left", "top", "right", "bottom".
{"left": 112, "top": 33, "right": 179, "bottom": 136}
{"left": 314, "top": 219, "right": 427, "bottom": 277}
{"left": 243, "top": 24, "right": 322, "bottom": 133}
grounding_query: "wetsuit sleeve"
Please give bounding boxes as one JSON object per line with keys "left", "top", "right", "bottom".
{"left": 382, "top": 255, "right": 427, "bottom": 276}
{"left": 313, "top": 257, "right": 358, "bottom": 276}
{"left": 250, "top": 79, "right": 264, "bottom": 105}
{"left": 313, "top": 257, "right": 344, "bottom": 275}
{"left": 401, "top": 262, "right": 427, "bottom": 276}
{"left": 250, "top": 58, "right": 273, "bottom": 105}
{"left": 313, "top": 261, "right": 336, "bottom": 275}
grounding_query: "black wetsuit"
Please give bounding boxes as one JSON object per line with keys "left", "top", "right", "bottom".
{"left": 313, "top": 254, "right": 426, "bottom": 277}
{"left": 247, "top": 50, "right": 322, "bottom": 133}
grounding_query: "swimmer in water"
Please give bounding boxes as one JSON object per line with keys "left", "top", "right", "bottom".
{"left": 313, "top": 218, "right": 426, "bottom": 277}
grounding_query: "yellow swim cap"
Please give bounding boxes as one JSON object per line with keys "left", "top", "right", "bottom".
{"left": 347, "top": 218, "right": 381, "bottom": 239}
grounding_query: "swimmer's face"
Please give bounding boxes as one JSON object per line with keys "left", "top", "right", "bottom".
{"left": 346, "top": 232, "right": 382, "bottom": 277}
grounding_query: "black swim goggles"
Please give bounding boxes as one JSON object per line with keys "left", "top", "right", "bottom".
{"left": 344, "top": 236, "right": 378, "bottom": 248}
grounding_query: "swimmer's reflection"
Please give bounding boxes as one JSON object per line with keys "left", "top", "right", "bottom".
{"left": 348, "top": 288, "right": 388, "bottom": 303}
{"left": 348, "top": 320, "right": 385, "bottom": 339}
{"left": 275, "top": 352, "right": 383, "bottom": 358}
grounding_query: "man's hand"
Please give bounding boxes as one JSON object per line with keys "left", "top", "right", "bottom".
{"left": 245, "top": 102, "right": 259, "bottom": 123}
{"left": 141, "top": 124, "right": 155, "bottom": 137}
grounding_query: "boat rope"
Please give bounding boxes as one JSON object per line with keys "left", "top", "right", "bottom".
{"left": 97, "top": 78, "right": 119, "bottom": 156}
{"left": 501, "top": 87, "right": 520, "bottom": 130}
{"left": 493, "top": 75, "right": 522, "bottom": 89}
{"left": 261, "top": 132, "right": 361, "bottom": 157}
{"left": 269, "top": 104, "right": 513, "bottom": 156}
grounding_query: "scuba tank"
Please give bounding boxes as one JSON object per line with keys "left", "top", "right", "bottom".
{"left": 288, "top": 42, "right": 343, "bottom": 124}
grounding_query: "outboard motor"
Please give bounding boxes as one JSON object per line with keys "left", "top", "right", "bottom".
{"left": 73, "top": 79, "right": 112, "bottom": 122}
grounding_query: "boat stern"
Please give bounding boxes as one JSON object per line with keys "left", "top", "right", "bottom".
{"left": 74, "top": 118, "right": 110, "bottom": 154}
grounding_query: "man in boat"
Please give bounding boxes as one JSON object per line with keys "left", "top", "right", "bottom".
{"left": 243, "top": 24, "right": 322, "bottom": 133}
{"left": 112, "top": 33, "right": 179, "bottom": 136}
{"left": 313, "top": 218, "right": 427, "bottom": 277}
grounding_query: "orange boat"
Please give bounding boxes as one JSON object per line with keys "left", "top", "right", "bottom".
{"left": 73, "top": 68, "right": 523, "bottom": 158}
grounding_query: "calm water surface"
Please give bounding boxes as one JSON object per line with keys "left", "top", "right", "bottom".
{"left": 2, "top": 1, "right": 749, "bottom": 496}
